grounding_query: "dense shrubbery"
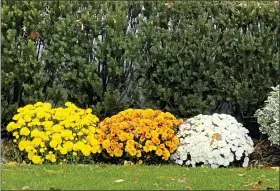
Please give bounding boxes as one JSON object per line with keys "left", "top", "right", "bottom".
{"left": 171, "top": 114, "right": 254, "bottom": 168}
{"left": 98, "top": 109, "right": 180, "bottom": 164}
{"left": 255, "top": 85, "right": 280, "bottom": 145}
{"left": 2, "top": 1, "right": 279, "bottom": 138}
{"left": 7, "top": 102, "right": 101, "bottom": 164}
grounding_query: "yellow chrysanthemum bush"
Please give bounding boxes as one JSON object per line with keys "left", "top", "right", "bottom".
{"left": 6, "top": 102, "right": 102, "bottom": 164}
{"left": 97, "top": 109, "right": 181, "bottom": 164}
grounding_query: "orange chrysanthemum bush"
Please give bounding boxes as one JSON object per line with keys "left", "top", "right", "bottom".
{"left": 6, "top": 101, "right": 102, "bottom": 164}
{"left": 97, "top": 109, "right": 180, "bottom": 164}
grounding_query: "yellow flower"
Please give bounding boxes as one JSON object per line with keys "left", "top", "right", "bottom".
{"left": 81, "top": 145, "right": 91, "bottom": 156}
{"left": 50, "top": 140, "right": 58, "bottom": 148}
{"left": 143, "top": 145, "right": 149, "bottom": 153}
{"left": 85, "top": 108, "right": 92, "bottom": 114}
{"left": 18, "top": 140, "right": 27, "bottom": 151}
{"left": 12, "top": 131, "right": 19, "bottom": 137}
{"left": 88, "top": 126, "right": 96, "bottom": 133}
{"left": 32, "top": 137, "right": 42, "bottom": 147}
{"left": 42, "top": 102, "right": 52, "bottom": 109}
{"left": 7, "top": 122, "right": 16, "bottom": 132}
{"left": 17, "top": 118, "right": 26, "bottom": 126}
{"left": 63, "top": 141, "right": 74, "bottom": 151}
{"left": 20, "top": 127, "right": 30, "bottom": 136}
{"left": 60, "top": 147, "right": 67, "bottom": 155}
{"left": 52, "top": 133, "right": 62, "bottom": 143}
{"left": 72, "top": 152, "right": 77, "bottom": 156}
{"left": 23, "top": 114, "right": 32, "bottom": 122}
{"left": 28, "top": 152, "right": 36, "bottom": 160}
{"left": 34, "top": 102, "right": 43, "bottom": 107}
{"left": 31, "top": 129, "right": 40, "bottom": 138}
{"left": 52, "top": 124, "right": 63, "bottom": 133}
{"left": 77, "top": 131, "right": 83, "bottom": 136}
{"left": 12, "top": 114, "right": 20, "bottom": 121}
{"left": 43, "top": 121, "right": 54, "bottom": 129}
{"left": 40, "top": 148, "right": 45, "bottom": 153}
{"left": 51, "top": 157, "right": 56, "bottom": 163}
{"left": 91, "top": 145, "right": 101, "bottom": 153}
{"left": 65, "top": 102, "right": 72, "bottom": 107}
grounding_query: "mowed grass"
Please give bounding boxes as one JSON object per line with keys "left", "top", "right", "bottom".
{"left": 1, "top": 164, "right": 279, "bottom": 190}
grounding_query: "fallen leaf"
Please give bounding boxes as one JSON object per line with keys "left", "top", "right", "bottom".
{"left": 178, "top": 178, "right": 188, "bottom": 183}
{"left": 77, "top": 164, "right": 88, "bottom": 167}
{"left": 114, "top": 179, "right": 125, "bottom": 183}
{"left": 237, "top": 171, "right": 248, "bottom": 177}
{"left": 270, "top": 167, "right": 279, "bottom": 171}
{"left": 178, "top": 119, "right": 184, "bottom": 124}
{"left": 241, "top": 182, "right": 253, "bottom": 187}
{"left": 22, "top": 186, "right": 30, "bottom": 190}
{"left": 8, "top": 162, "right": 18, "bottom": 166}
{"left": 210, "top": 133, "right": 222, "bottom": 146}
{"left": 124, "top": 160, "right": 134, "bottom": 166}
{"left": 44, "top": 168, "right": 62, "bottom": 174}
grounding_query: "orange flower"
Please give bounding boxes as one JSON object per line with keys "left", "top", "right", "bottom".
{"left": 156, "top": 148, "right": 163, "bottom": 156}
{"left": 114, "top": 148, "right": 123, "bottom": 157}
{"left": 145, "top": 133, "right": 151, "bottom": 139}
{"left": 97, "top": 109, "right": 180, "bottom": 161}
{"left": 152, "top": 137, "right": 160, "bottom": 145}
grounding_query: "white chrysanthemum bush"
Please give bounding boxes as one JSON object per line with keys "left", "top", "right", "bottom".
{"left": 171, "top": 114, "right": 254, "bottom": 168}
{"left": 255, "top": 85, "right": 279, "bottom": 145}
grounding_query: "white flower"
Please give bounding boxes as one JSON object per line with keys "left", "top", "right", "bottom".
{"left": 177, "top": 159, "right": 184, "bottom": 165}
{"left": 211, "top": 164, "right": 219, "bottom": 168}
{"left": 242, "top": 161, "right": 249, "bottom": 167}
{"left": 171, "top": 114, "right": 254, "bottom": 168}
{"left": 228, "top": 153, "right": 234, "bottom": 162}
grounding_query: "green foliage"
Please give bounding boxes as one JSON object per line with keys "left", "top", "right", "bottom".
{"left": 135, "top": 1, "right": 279, "bottom": 119}
{"left": 1, "top": 1, "right": 138, "bottom": 132}
{"left": 255, "top": 85, "right": 280, "bottom": 145}
{"left": 1, "top": 1, "right": 279, "bottom": 136}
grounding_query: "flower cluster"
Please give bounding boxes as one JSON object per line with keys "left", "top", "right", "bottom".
{"left": 98, "top": 109, "right": 180, "bottom": 162}
{"left": 171, "top": 114, "right": 254, "bottom": 168}
{"left": 255, "top": 85, "right": 279, "bottom": 145}
{"left": 7, "top": 102, "right": 101, "bottom": 164}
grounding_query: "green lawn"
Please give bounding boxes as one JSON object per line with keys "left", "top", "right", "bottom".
{"left": 1, "top": 164, "right": 279, "bottom": 190}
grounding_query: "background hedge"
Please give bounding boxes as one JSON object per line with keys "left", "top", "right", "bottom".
{"left": 1, "top": 1, "right": 279, "bottom": 139}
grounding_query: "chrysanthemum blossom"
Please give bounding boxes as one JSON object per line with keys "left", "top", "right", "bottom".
{"left": 171, "top": 114, "right": 254, "bottom": 168}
